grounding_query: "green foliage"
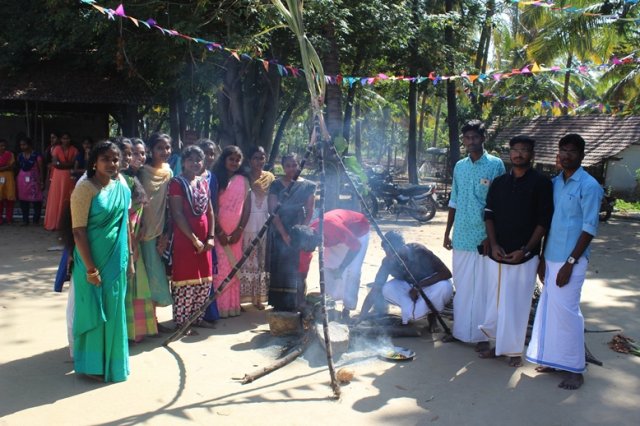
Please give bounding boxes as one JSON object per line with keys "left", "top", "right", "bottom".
{"left": 616, "top": 199, "right": 640, "bottom": 213}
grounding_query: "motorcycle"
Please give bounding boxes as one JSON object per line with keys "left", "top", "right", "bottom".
{"left": 599, "top": 192, "right": 616, "bottom": 222}
{"left": 362, "top": 166, "right": 438, "bottom": 223}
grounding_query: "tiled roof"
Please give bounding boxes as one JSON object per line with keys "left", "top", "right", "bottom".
{"left": 0, "top": 65, "right": 151, "bottom": 105}
{"left": 490, "top": 116, "right": 640, "bottom": 166}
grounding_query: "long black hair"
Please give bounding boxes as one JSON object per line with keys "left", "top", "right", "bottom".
{"left": 212, "top": 145, "right": 246, "bottom": 190}
{"left": 87, "top": 140, "right": 120, "bottom": 178}
{"left": 145, "top": 133, "right": 172, "bottom": 164}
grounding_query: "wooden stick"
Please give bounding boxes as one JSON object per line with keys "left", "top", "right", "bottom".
{"left": 316, "top": 132, "right": 341, "bottom": 399}
{"left": 162, "top": 143, "right": 316, "bottom": 346}
{"left": 240, "top": 334, "right": 312, "bottom": 384}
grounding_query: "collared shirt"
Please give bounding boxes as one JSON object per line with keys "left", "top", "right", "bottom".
{"left": 484, "top": 168, "right": 553, "bottom": 264}
{"left": 374, "top": 243, "right": 446, "bottom": 285}
{"left": 449, "top": 151, "right": 505, "bottom": 251}
{"left": 544, "top": 167, "right": 603, "bottom": 262}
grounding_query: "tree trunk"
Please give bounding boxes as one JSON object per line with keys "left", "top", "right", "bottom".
{"left": 202, "top": 95, "right": 211, "bottom": 139}
{"left": 169, "top": 89, "right": 181, "bottom": 147}
{"left": 267, "top": 89, "right": 300, "bottom": 170}
{"left": 418, "top": 90, "right": 428, "bottom": 152}
{"left": 354, "top": 101, "right": 362, "bottom": 162}
{"left": 406, "top": 0, "right": 421, "bottom": 184}
{"left": 322, "top": 22, "right": 343, "bottom": 211}
{"left": 472, "top": 0, "right": 495, "bottom": 116}
{"left": 445, "top": 0, "right": 459, "bottom": 175}
{"left": 562, "top": 53, "right": 573, "bottom": 116}
{"left": 408, "top": 80, "right": 419, "bottom": 184}
{"left": 432, "top": 98, "right": 442, "bottom": 148}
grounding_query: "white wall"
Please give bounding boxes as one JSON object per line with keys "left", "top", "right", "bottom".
{"left": 605, "top": 144, "right": 640, "bottom": 193}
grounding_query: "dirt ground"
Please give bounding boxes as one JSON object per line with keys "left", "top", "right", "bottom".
{"left": 1, "top": 211, "right": 639, "bottom": 426}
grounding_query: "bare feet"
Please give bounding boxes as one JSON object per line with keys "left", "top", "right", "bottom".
{"left": 475, "top": 341, "right": 490, "bottom": 352}
{"left": 508, "top": 356, "right": 523, "bottom": 367}
{"left": 157, "top": 323, "right": 175, "bottom": 334}
{"left": 478, "top": 347, "right": 497, "bottom": 359}
{"left": 535, "top": 366, "right": 559, "bottom": 373}
{"left": 441, "top": 334, "right": 458, "bottom": 343}
{"left": 195, "top": 320, "right": 216, "bottom": 329}
{"left": 83, "top": 374, "right": 104, "bottom": 382}
{"left": 559, "top": 373, "right": 584, "bottom": 390}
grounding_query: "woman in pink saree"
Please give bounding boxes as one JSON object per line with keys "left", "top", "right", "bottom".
{"left": 212, "top": 146, "right": 251, "bottom": 318}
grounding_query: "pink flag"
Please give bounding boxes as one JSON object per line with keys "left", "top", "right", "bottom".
{"left": 114, "top": 4, "right": 125, "bottom": 17}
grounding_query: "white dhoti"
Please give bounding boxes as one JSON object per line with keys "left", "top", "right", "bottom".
{"left": 452, "top": 250, "right": 493, "bottom": 343}
{"left": 382, "top": 279, "right": 454, "bottom": 325}
{"left": 479, "top": 257, "right": 539, "bottom": 356}
{"left": 526, "top": 258, "right": 588, "bottom": 373}
{"left": 324, "top": 233, "right": 369, "bottom": 310}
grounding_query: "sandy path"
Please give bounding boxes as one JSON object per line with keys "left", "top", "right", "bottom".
{"left": 1, "top": 212, "right": 639, "bottom": 425}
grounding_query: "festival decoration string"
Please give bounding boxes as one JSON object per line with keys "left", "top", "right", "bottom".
{"left": 80, "top": 1, "right": 639, "bottom": 91}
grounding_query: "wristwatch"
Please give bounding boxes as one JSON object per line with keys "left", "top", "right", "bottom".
{"left": 567, "top": 256, "right": 578, "bottom": 265}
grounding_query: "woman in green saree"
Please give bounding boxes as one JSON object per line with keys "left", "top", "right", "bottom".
{"left": 71, "top": 141, "right": 132, "bottom": 382}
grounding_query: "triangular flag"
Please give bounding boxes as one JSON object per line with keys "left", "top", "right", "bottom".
{"left": 262, "top": 60, "right": 269, "bottom": 72}
{"left": 114, "top": 4, "right": 125, "bottom": 17}
{"left": 531, "top": 62, "right": 541, "bottom": 73}
{"left": 92, "top": 5, "right": 106, "bottom": 14}
{"left": 468, "top": 74, "right": 478, "bottom": 83}
{"left": 129, "top": 17, "right": 139, "bottom": 27}
{"left": 231, "top": 51, "right": 240, "bottom": 61}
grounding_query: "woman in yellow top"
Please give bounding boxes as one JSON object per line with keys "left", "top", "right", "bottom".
{"left": 0, "top": 139, "right": 16, "bottom": 225}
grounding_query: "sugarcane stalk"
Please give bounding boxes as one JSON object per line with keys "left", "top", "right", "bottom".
{"left": 316, "top": 126, "right": 341, "bottom": 399}
{"left": 240, "top": 332, "right": 312, "bottom": 384}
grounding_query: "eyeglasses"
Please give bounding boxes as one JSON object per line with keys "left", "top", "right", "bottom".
{"left": 509, "top": 148, "right": 532, "bottom": 154}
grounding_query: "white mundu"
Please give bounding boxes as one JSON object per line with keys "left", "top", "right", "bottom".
{"left": 382, "top": 278, "right": 453, "bottom": 325}
{"left": 324, "top": 233, "right": 369, "bottom": 311}
{"left": 526, "top": 258, "right": 589, "bottom": 373}
{"left": 452, "top": 250, "right": 494, "bottom": 343}
{"left": 479, "top": 257, "right": 539, "bottom": 356}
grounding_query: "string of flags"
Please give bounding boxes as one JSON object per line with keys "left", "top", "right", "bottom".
{"left": 512, "top": 0, "right": 639, "bottom": 22}
{"left": 474, "top": 90, "right": 632, "bottom": 115}
{"left": 80, "top": 1, "right": 639, "bottom": 98}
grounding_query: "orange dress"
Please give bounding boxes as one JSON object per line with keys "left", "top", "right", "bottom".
{"left": 44, "top": 145, "right": 78, "bottom": 230}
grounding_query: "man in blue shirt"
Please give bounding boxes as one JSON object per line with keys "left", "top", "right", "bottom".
{"left": 443, "top": 120, "right": 505, "bottom": 350}
{"left": 526, "top": 134, "right": 603, "bottom": 390}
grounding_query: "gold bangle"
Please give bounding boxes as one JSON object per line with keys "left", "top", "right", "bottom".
{"left": 87, "top": 269, "right": 100, "bottom": 278}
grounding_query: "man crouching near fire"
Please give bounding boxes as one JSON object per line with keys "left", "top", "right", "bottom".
{"left": 358, "top": 231, "right": 453, "bottom": 328}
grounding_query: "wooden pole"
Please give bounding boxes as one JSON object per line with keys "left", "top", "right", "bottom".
{"left": 316, "top": 124, "right": 341, "bottom": 399}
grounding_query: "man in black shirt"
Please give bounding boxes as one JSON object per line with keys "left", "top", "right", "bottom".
{"left": 478, "top": 135, "right": 553, "bottom": 367}
{"left": 359, "top": 231, "right": 453, "bottom": 326}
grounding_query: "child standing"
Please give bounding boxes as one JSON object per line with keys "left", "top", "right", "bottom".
{"left": 0, "top": 139, "right": 16, "bottom": 225}
{"left": 16, "top": 136, "right": 44, "bottom": 226}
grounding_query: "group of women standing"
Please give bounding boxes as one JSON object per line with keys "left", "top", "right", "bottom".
{"left": 62, "top": 132, "right": 315, "bottom": 383}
